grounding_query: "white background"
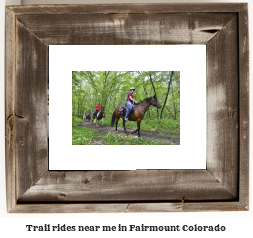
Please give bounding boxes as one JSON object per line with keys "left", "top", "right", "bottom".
{"left": 49, "top": 45, "right": 206, "bottom": 170}
{"left": 0, "top": 0, "right": 252, "bottom": 237}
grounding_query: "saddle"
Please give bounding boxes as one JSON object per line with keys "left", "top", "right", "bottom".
{"left": 118, "top": 105, "right": 125, "bottom": 115}
{"left": 94, "top": 110, "right": 105, "bottom": 119}
{"left": 118, "top": 103, "right": 136, "bottom": 120}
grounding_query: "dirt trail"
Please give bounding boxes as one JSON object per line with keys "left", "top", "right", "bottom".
{"left": 79, "top": 121, "right": 180, "bottom": 145}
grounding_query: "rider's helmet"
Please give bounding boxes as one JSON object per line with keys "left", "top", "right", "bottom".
{"left": 130, "top": 87, "right": 135, "bottom": 91}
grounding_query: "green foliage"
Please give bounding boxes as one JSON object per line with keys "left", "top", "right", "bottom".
{"left": 72, "top": 71, "right": 180, "bottom": 136}
{"left": 102, "top": 116, "right": 180, "bottom": 133}
{"left": 72, "top": 117, "right": 98, "bottom": 145}
{"left": 72, "top": 116, "right": 173, "bottom": 145}
{"left": 102, "top": 133, "right": 167, "bottom": 145}
{"left": 140, "top": 118, "right": 180, "bottom": 133}
{"left": 72, "top": 116, "right": 82, "bottom": 127}
{"left": 73, "top": 71, "right": 180, "bottom": 118}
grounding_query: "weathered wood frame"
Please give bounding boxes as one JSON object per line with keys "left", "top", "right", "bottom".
{"left": 5, "top": 4, "right": 249, "bottom": 213}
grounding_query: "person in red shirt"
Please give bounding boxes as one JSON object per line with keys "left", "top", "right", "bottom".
{"left": 94, "top": 103, "right": 102, "bottom": 117}
{"left": 125, "top": 87, "right": 138, "bottom": 121}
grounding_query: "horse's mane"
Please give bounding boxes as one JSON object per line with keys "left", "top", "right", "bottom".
{"left": 139, "top": 96, "right": 153, "bottom": 104}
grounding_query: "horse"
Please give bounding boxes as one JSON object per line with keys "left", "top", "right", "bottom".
{"left": 83, "top": 112, "right": 91, "bottom": 122}
{"left": 92, "top": 107, "right": 105, "bottom": 127}
{"left": 111, "top": 95, "right": 161, "bottom": 137}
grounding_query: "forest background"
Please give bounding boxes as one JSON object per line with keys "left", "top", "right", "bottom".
{"left": 72, "top": 71, "right": 180, "bottom": 145}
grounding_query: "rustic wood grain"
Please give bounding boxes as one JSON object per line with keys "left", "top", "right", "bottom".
{"left": 7, "top": 3, "right": 246, "bottom": 15}
{"left": 18, "top": 170, "right": 236, "bottom": 202}
{"left": 5, "top": 7, "right": 17, "bottom": 212}
{"left": 126, "top": 202, "right": 248, "bottom": 213}
{"left": 16, "top": 13, "right": 236, "bottom": 45}
{"left": 15, "top": 20, "right": 48, "bottom": 200}
{"left": 206, "top": 16, "right": 239, "bottom": 198}
{"left": 5, "top": 3, "right": 249, "bottom": 213}
{"left": 238, "top": 4, "right": 249, "bottom": 209}
{"left": 10, "top": 202, "right": 247, "bottom": 213}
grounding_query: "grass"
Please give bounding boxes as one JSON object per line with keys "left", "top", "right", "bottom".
{"left": 154, "top": 134, "right": 180, "bottom": 140}
{"left": 72, "top": 116, "right": 171, "bottom": 145}
{"left": 102, "top": 133, "right": 168, "bottom": 145}
{"left": 101, "top": 115, "right": 180, "bottom": 134}
{"left": 72, "top": 116, "right": 99, "bottom": 145}
{"left": 134, "top": 131, "right": 179, "bottom": 140}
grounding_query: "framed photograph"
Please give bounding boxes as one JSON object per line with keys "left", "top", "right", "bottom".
{"left": 5, "top": 4, "right": 249, "bottom": 213}
{"left": 49, "top": 45, "right": 206, "bottom": 170}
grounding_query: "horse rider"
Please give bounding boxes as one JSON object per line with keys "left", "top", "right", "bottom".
{"left": 94, "top": 103, "right": 101, "bottom": 118}
{"left": 125, "top": 87, "right": 138, "bottom": 121}
{"left": 83, "top": 111, "right": 86, "bottom": 120}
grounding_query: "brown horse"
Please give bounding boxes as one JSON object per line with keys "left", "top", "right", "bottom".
{"left": 92, "top": 107, "right": 105, "bottom": 127}
{"left": 83, "top": 111, "right": 91, "bottom": 122}
{"left": 111, "top": 95, "right": 161, "bottom": 137}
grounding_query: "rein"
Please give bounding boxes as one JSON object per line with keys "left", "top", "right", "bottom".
{"left": 136, "top": 102, "right": 150, "bottom": 116}
{"left": 136, "top": 97, "right": 158, "bottom": 115}
{"left": 96, "top": 109, "right": 105, "bottom": 119}
{"left": 152, "top": 97, "right": 159, "bottom": 107}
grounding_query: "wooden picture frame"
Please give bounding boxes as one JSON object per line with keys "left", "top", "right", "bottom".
{"left": 5, "top": 3, "right": 249, "bottom": 213}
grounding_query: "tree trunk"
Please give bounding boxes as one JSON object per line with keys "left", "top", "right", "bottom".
{"left": 114, "top": 94, "right": 116, "bottom": 109}
{"left": 88, "top": 92, "right": 92, "bottom": 116}
{"left": 141, "top": 75, "right": 151, "bottom": 118}
{"left": 171, "top": 86, "right": 177, "bottom": 120}
{"left": 160, "top": 71, "right": 174, "bottom": 119}
{"left": 174, "top": 101, "right": 177, "bottom": 120}
{"left": 108, "top": 97, "right": 111, "bottom": 112}
{"left": 72, "top": 95, "right": 74, "bottom": 116}
{"left": 77, "top": 101, "right": 80, "bottom": 117}
{"left": 149, "top": 75, "right": 159, "bottom": 119}
{"left": 150, "top": 107, "right": 153, "bottom": 120}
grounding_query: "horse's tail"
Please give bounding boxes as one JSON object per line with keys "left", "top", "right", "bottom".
{"left": 111, "top": 108, "right": 117, "bottom": 126}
